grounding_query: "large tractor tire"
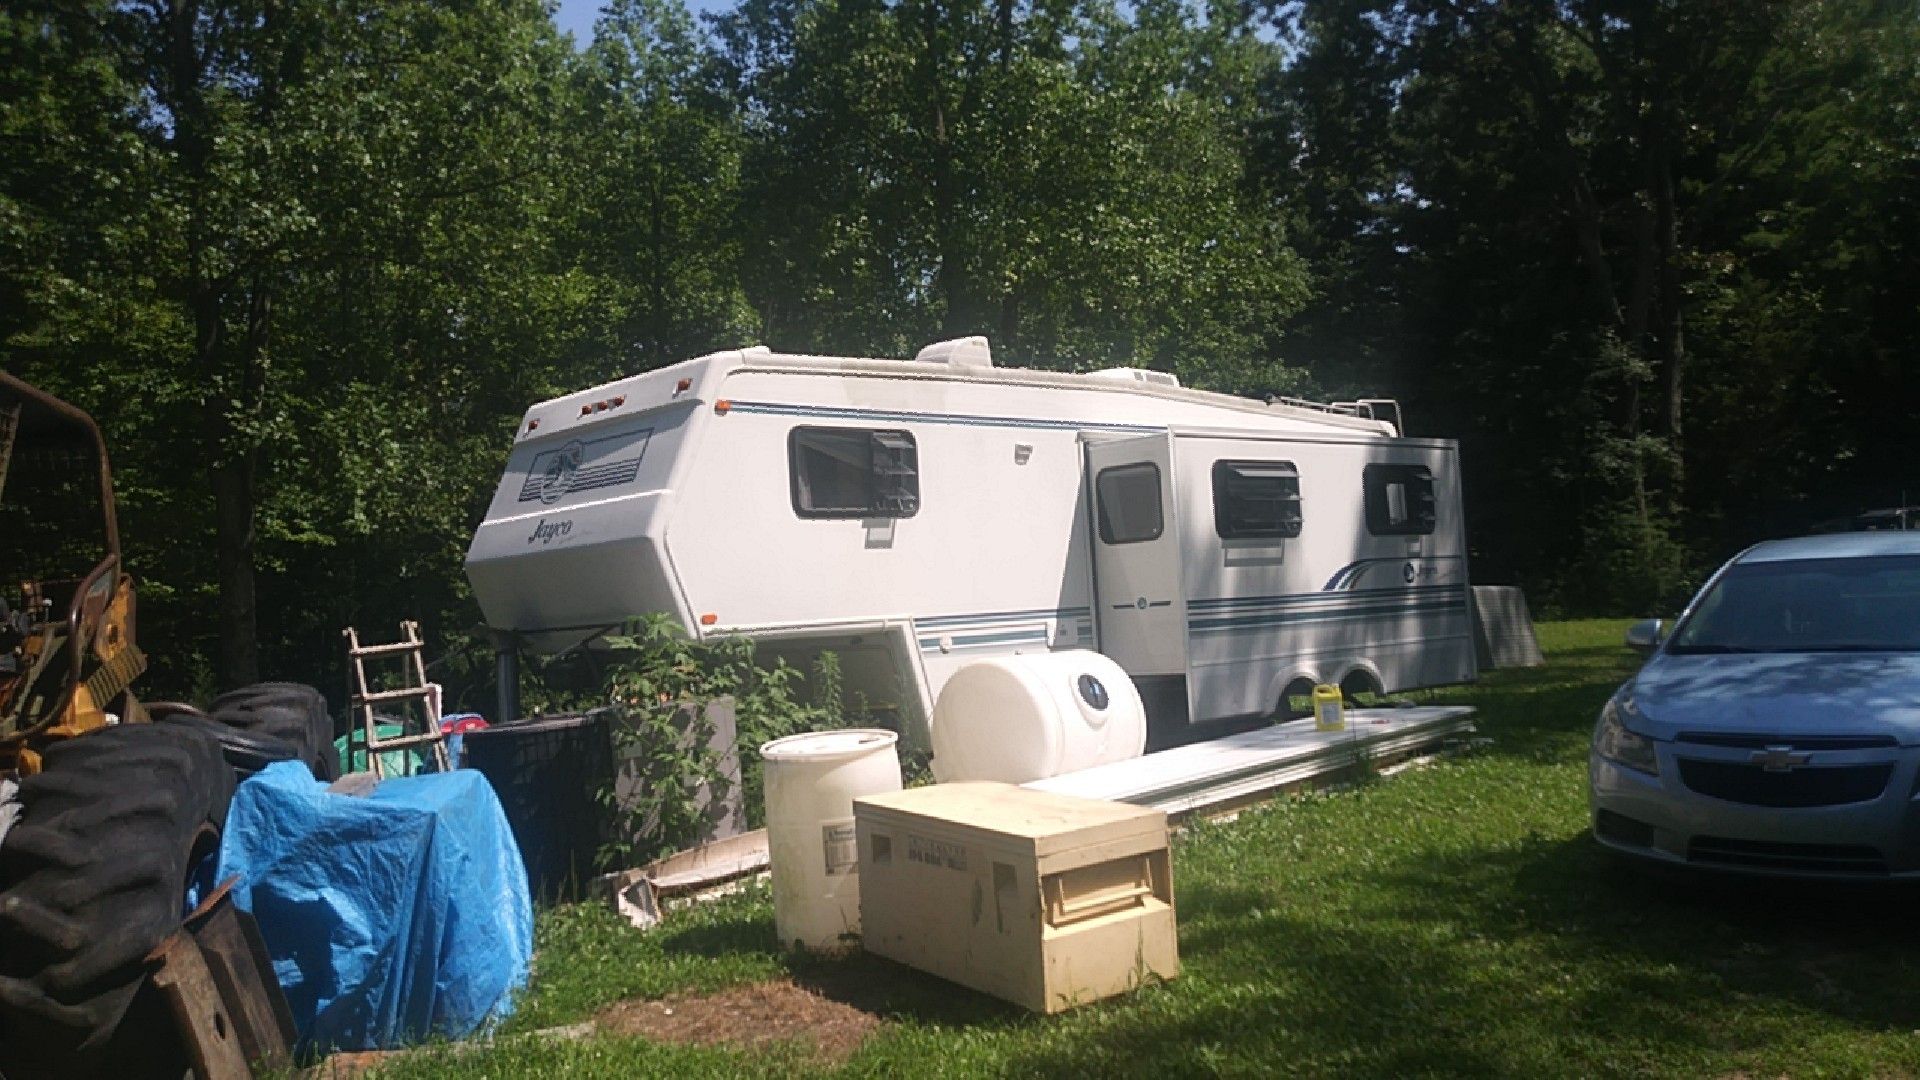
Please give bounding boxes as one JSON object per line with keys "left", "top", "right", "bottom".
{"left": 208, "top": 681, "right": 338, "bottom": 781}
{"left": 0, "top": 722, "right": 234, "bottom": 1075}
{"left": 156, "top": 711, "right": 303, "bottom": 780}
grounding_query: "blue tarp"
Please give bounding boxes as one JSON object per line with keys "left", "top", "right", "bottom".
{"left": 217, "top": 761, "right": 534, "bottom": 1053}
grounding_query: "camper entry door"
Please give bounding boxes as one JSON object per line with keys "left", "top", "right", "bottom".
{"left": 1085, "top": 433, "right": 1188, "bottom": 677}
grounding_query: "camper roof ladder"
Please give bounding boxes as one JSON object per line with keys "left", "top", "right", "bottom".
{"left": 344, "top": 620, "right": 449, "bottom": 778}
{"left": 1269, "top": 395, "right": 1405, "bottom": 435}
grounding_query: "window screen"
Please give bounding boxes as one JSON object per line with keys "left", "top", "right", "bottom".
{"left": 1363, "top": 462, "right": 1436, "bottom": 535}
{"left": 1096, "top": 462, "right": 1163, "bottom": 544}
{"left": 1213, "top": 460, "right": 1302, "bottom": 539}
{"left": 789, "top": 426, "right": 920, "bottom": 519}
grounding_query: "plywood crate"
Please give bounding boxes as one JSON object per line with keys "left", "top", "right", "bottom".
{"left": 854, "top": 782, "right": 1177, "bottom": 1013}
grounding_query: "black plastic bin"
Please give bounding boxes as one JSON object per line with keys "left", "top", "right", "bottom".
{"left": 460, "top": 711, "right": 616, "bottom": 900}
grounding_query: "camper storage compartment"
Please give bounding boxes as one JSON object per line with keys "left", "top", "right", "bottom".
{"left": 853, "top": 782, "right": 1177, "bottom": 1013}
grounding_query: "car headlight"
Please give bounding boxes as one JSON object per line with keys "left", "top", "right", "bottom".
{"left": 1595, "top": 696, "right": 1659, "bottom": 776}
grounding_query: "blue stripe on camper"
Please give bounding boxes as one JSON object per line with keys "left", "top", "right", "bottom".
{"left": 1322, "top": 559, "right": 1388, "bottom": 590}
{"left": 1189, "top": 592, "right": 1468, "bottom": 635}
{"left": 1188, "top": 584, "right": 1464, "bottom": 613}
{"left": 1320, "top": 556, "right": 1470, "bottom": 591}
{"left": 724, "top": 400, "right": 1163, "bottom": 435}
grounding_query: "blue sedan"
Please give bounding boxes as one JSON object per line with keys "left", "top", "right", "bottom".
{"left": 1589, "top": 532, "right": 1920, "bottom": 877}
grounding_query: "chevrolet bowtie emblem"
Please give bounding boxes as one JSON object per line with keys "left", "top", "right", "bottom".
{"left": 1750, "top": 745, "right": 1813, "bottom": 772}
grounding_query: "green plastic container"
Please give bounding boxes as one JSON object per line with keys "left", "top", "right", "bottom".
{"left": 333, "top": 722, "right": 428, "bottom": 776}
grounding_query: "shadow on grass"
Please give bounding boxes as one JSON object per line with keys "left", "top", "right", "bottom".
{"left": 1471, "top": 832, "right": 1920, "bottom": 1028}
{"left": 786, "top": 951, "right": 1025, "bottom": 1028}
{"left": 653, "top": 910, "right": 783, "bottom": 962}
{"left": 999, "top": 838, "right": 1920, "bottom": 1078}
{"left": 1219, "top": 832, "right": 1920, "bottom": 1053}
{"left": 652, "top": 905, "right": 1027, "bottom": 1029}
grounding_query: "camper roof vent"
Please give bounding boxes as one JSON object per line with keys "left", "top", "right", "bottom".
{"left": 914, "top": 336, "right": 994, "bottom": 368}
{"left": 1086, "top": 367, "right": 1181, "bottom": 389}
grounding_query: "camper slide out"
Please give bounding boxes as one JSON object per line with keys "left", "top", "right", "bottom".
{"left": 465, "top": 337, "right": 1475, "bottom": 753}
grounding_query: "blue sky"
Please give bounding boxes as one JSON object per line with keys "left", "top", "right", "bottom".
{"left": 552, "top": 0, "right": 731, "bottom": 44}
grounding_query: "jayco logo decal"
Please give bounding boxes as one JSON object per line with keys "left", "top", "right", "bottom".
{"left": 535, "top": 441, "right": 585, "bottom": 504}
{"left": 517, "top": 427, "right": 653, "bottom": 505}
{"left": 527, "top": 518, "right": 573, "bottom": 546}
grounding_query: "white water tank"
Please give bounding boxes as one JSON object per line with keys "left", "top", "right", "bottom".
{"left": 930, "top": 651, "right": 1146, "bottom": 784}
{"left": 761, "top": 729, "right": 902, "bottom": 952}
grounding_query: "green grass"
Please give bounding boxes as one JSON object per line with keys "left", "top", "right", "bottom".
{"left": 372, "top": 620, "right": 1920, "bottom": 1078}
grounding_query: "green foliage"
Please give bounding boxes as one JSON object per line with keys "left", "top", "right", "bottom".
{"left": 718, "top": 0, "right": 1309, "bottom": 384}
{"left": 579, "top": 615, "right": 853, "bottom": 865}
{"left": 1267, "top": 0, "right": 1920, "bottom": 610}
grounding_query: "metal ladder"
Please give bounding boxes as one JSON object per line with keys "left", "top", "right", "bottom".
{"left": 344, "top": 621, "right": 448, "bottom": 778}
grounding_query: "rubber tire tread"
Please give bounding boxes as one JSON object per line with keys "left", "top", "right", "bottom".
{"left": 0, "top": 723, "right": 234, "bottom": 1066}
{"left": 156, "top": 712, "right": 301, "bottom": 778}
{"left": 208, "top": 681, "right": 338, "bottom": 781}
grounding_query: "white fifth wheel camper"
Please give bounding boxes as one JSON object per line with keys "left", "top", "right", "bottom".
{"left": 465, "top": 337, "right": 1475, "bottom": 753}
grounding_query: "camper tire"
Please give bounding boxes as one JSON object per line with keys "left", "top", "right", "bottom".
{"left": 208, "top": 681, "right": 339, "bottom": 781}
{"left": 0, "top": 722, "right": 234, "bottom": 1071}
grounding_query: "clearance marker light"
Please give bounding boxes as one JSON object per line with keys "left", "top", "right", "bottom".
{"left": 527, "top": 418, "right": 540, "bottom": 431}
{"left": 675, "top": 378, "right": 692, "bottom": 394}
{"left": 714, "top": 400, "right": 732, "bottom": 414}
{"left": 700, "top": 613, "right": 718, "bottom": 626}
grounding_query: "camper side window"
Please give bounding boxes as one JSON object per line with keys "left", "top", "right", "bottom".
{"left": 1096, "top": 463, "right": 1164, "bottom": 544}
{"left": 789, "top": 426, "right": 920, "bottom": 519}
{"left": 1363, "top": 463, "right": 1437, "bottom": 535}
{"left": 1213, "top": 460, "right": 1303, "bottom": 539}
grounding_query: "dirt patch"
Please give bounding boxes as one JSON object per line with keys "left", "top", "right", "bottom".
{"left": 595, "top": 979, "right": 885, "bottom": 1064}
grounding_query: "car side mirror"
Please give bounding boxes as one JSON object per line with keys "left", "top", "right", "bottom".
{"left": 1625, "top": 618, "right": 1664, "bottom": 654}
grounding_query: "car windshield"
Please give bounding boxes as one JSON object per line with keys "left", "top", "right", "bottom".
{"left": 1668, "top": 554, "right": 1920, "bottom": 654}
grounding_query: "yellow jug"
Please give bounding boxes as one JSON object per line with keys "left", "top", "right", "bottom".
{"left": 1313, "top": 684, "right": 1344, "bottom": 731}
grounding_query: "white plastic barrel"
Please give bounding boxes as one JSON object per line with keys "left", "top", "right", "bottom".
{"left": 760, "top": 728, "right": 902, "bottom": 951}
{"left": 929, "top": 651, "right": 1146, "bottom": 784}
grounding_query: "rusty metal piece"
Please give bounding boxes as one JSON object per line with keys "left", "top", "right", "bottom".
{"left": 147, "top": 878, "right": 296, "bottom": 1079}
{"left": 0, "top": 395, "right": 19, "bottom": 501}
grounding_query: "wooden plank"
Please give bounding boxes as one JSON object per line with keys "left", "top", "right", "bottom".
{"left": 189, "top": 901, "right": 295, "bottom": 1073}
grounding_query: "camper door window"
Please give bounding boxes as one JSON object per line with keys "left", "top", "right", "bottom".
{"left": 789, "top": 426, "right": 920, "bottom": 519}
{"left": 1363, "top": 463, "right": 1437, "bottom": 536}
{"left": 1212, "top": 460, "right": 1303, "bottom": 540}
{"left": 1096, "top": 463, "right": 1164, "bottom": 544}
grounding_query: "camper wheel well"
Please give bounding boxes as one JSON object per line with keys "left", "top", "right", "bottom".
{"left": 1277, "top": 677, "right": 1317, "bottom": 719}
{"left": 1339, "top": 668, "right": 1383, "bottom": 704}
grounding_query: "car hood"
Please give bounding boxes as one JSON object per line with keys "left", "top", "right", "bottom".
{"left": 1626, "top": 652, "right": 1920, "bottom": 743}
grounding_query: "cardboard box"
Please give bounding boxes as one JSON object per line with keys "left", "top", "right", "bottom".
{"left": 854, "top": 782, "right": 1177, "bottom": 1013}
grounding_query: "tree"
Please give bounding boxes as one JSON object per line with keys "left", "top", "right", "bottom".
{"left": 718, "top": 0, "right": 1309, "bottom": 385}
{"left": 566, "top": 0, "right": 759, "bottom": 380}
{"left": 3, "top": 0, "right": 591, "bottom": 693}
{"left": 1266, "top": 0, "right": 1919, "bottom": 611}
